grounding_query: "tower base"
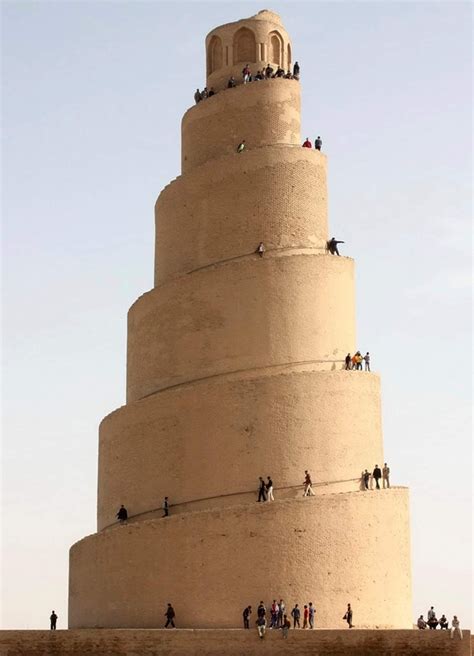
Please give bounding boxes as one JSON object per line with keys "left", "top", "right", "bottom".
{"left": 69, "top": 490, "right": 412, "bottom": 629}
{"left": 0, "top": 629, "right": 471, "bottom": 656}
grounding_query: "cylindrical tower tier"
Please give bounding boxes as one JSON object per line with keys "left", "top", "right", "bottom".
{"left": 70, "top": 490, "right": 412, "bottom": 630}
{"left": 205, "top": 11, "right": 293, "bottom": 94}
{"left": 128, "top": 254, "right": 355, "bottom": 403}
{"left": 98, "top": 370, "right": 383, "bottom": 530}
{"left": 182, "top": 79, "right": 300, "bottom": 173}
{"left": 155, "top": 146, "right": 327, "bottom": 284}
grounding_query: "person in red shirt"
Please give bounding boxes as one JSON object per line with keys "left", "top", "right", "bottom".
{"left": 303, "top": 605, "right": 309, "bottom": 629}
{"left": 302, "top": 137, "right": 312, "bottom": 148}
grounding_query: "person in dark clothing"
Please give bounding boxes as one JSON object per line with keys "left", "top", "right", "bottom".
{"left": 116, "top": 505, "right": 128, "bottom": 523}
{"left": 327, "top": 237, "right": 344, "bottom": 255}
{"left": 243, "top": 605, "right": 252, "bottom": 628}
{"left": 265, "top": 64, "right": 274, "bottom": 78}
{"left": 293, "top": 61, "right": 300, "bottom": 77}
{"left": 270, "top": 600, "right": 279, "bottom": 628}
{"left": 208, "top": 87, "right": 215, "bottom": 97}
{"left": 363, "top": 469, "right": 371, "bottom": 490}
{"left": 256, "top": 615, "right": 266, "bottom": 639}
{"left": 227, "top": 76, "right": 236, "bottom": 88}
{"left": 372, "top": 465, "right": 382, "bottom": 489}
{"left": 291, "top": 604, "right": 300, "bottom": 628}
{"left": 281, "top": 614, "right": 291, "bottom": 638}
{"left": 303, "top": 470, "right": 315, "bottom": 496}
{"left": 257, "top": 601, "right": 266, "bottom": 618}
{"left": 164, "top": 603, "right": 176, "bottom": 628}
{"left": 194, "top": 89, "right": 201, "bottom": 104}
{"left": 315, "top": 136, "right": 322, "bottom": 151}
{"left": 50, "top": 611, "right": 58, "bottom": 630}
{"left": 345, "top": 353, "right": 352, "bottom": 370}
{"left": 343, "top": 603, "right": 353, "bottom": 628}
{"left": 162, "top": 496, "right": 169, "bottom": 517}
{"left": 439, "top": 615, "right": 449, "bottom": 630}
{"left": 257, "top": 477, "right": 267, "bottom": 502}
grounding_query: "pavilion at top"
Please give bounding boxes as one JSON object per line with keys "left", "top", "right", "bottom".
{"left": 205, "top": 10, "right": 293, "bottom": 91}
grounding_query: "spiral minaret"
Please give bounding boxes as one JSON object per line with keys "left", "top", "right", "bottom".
{"left": 69, "top": 10, "right": 412, "bottom": 629}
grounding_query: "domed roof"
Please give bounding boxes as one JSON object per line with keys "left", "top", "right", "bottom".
{"left": 251, "top": 9, "right": 282, "bottom": 24}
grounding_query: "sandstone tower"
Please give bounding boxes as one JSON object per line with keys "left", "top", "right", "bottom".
{"left": 69, "top": 10, "right": 412, "bottom": 629}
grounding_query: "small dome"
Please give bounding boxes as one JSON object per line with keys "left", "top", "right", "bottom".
{"left": 251, "top": 9, "right": 282, "bottom": 24}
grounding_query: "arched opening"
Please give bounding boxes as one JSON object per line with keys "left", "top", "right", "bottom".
{"left": 233, "top": 27, "right": 256, "bottom": 64}
{"left": 287, "top": 43, "right": 292, "bottom": 70}
{"left": 269, "top": 31, "right": 283, "bottom": 66}
{"left": 207, "top": 35, "right": 223, "bottom": 75}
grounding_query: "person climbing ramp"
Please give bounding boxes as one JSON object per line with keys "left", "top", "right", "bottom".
{"left": 256, "top": 242, "right": 265, "bottom": 257}
{"left": 328, "top": 237, "right": 344, "bottom": 255}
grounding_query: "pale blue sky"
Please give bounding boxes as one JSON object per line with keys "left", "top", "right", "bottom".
{"left": 2, "top": 0, "right": 472, "bottom": 630}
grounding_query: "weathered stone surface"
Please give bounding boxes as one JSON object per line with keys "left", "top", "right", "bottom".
{"left": 0, "top": 629, "right": 471, "bottom": 656}
{"left": 70, "top": 492, "right": 411, "bottom": 630}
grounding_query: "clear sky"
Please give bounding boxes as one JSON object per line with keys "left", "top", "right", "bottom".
{"left": 2, "top": 0, "right": 472, "bottom": 631}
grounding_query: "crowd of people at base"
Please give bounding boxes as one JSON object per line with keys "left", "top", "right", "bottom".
{"left": 247, "top": 601, "right": 355, "bottom": 639}
{"left": 248, "top": 600, "right": 317, "bottom": 639}
{"left": 417, "top": 608, "right": 463, "bottom": 639}
{"left": 45, "top": 603, "right": 463, "bottom": 638}
{"left": 194, "top": 62, "right": 300, "bottom": 104}
{"left": 361, "top": 463, "right": 390, "bottom": 490}
{"left": 345, "top": 351, "right": 370, "bottom": 371}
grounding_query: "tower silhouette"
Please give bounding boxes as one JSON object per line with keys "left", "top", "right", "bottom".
{"left": 69, "top": 10, "right": 412, "bottom": 629}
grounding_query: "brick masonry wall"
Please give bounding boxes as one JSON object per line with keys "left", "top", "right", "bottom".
{"left": 69, "top": 491, "right": 411, "bottom": 629}
{"left": 97, "top": 370, "right": 383, "bottom": 530}
{"left": 0, "top": 629, "right": 471, "bottom": 656}
{"left": 127, "top": 255, "right": 355, "bottom": 402}
{"left": 181, "top": 79, "right": 300, "bottom": 172}
{"left": 154, "top": 147, "right": 328, "bottom": 284}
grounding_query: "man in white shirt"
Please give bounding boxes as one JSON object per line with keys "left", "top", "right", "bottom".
{"left": 266, "top": 476, "right": 274, "bottom": 501}
{"left": 451, "top": 616, "right": 462, "bottom": 639}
